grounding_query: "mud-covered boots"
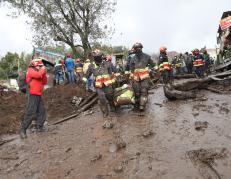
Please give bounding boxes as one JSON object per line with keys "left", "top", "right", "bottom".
{"left": 99, "top": 101, "right": 110, "bottom": 118}
{"left": 139, "top": 96, "right": 148, "bottom": 111}
{"left": 19, "top": 128, "right": 27, "bottom": 139}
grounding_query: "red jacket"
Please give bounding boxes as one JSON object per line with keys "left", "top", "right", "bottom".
{"left": 26, "top": 66, "right": 47, "bottom": 96}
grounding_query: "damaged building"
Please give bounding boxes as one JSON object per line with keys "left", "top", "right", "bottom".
{"left": 217, "top": 11, "right": 231, "bottom": 63}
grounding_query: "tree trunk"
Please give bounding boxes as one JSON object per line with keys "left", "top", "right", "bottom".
{"left": 81, "top": 36, "right": 92, "bottom": 60}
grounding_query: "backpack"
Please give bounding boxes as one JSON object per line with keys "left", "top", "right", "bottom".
{"left": 18, "top": 73, "right": 27, "bottom": 93}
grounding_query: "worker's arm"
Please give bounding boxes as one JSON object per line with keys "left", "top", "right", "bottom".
{"left": 148, "top": 56, "right": 155, "bottom": 68}
{"left": 26, "top": 67, "right": 46, "bottom": 80}
{"left": 83, "top": 64, "right": 94, "bottom": 82}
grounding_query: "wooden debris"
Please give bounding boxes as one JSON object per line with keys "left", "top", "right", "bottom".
{"left": 52, "top": 96, "right": 98, "bottom": 125}
{"left": 0, "top": 138, "right": 16, "bottom": 147}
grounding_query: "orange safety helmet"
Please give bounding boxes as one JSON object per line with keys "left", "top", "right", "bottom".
{"left": 159, "top": 46, "right": 167, "bottom": 53}
{"left": 76, "top": 58, "right": 81, "bottom": 62}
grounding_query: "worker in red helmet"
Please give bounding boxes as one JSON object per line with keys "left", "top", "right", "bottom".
{"left": 83, "top": 49, "right": 116, "bottom": 118}
{"left": 126, "top": 42, "right": 154, "bottom": 111}
{"left": 65, "top": 53, "right": 75, "bottom": 83}
{"left": 158, "top": 46, "right": 172, "bottom": 84}
{"left": 75, "top": 58, "right": 83, "bottom": 84}
{"left": 192, "top": 48, "right": 205, "bottom": 78}
{"left": 106, "top": 55, "right": 112, "bottom": 62}
{"left": 19, "top": 59, "right": 47, "bottom": 139}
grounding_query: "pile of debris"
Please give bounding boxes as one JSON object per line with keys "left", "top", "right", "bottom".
{"left": 164, "top": 70, "right": 231, "bottom": 100}
{"left": 0, "top": 84, "right": 91, "bottom": 135}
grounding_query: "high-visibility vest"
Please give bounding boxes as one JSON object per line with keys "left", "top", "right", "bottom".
{"left": 159, "top": 62, "right": 171, "bottom": 72}
{"left": 76, "top": 67, "right": 83, "bottom": 73}
{"left": 175, "top": 63, "right": 182, "bottom": 68}
{"left": 132, "top": 68, "right": 150, "bottom": 81}
{"left": 95, "top": 74, "right": 115, "bottom": 88}
{"left": 193, "top": 59, "right": 203, "bottom": 67}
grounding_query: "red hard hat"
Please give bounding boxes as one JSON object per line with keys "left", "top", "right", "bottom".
{"left": 160, "top": 46, "right": 167, "bottom": 53}
{"left": 66, "top": 53, "right": 72, "bottom": 58}
{"left": 30, "top": 59, "right": 43, "bottom": 67}
{"left": 106, "top": 55, "right": 112, "bottom": 61}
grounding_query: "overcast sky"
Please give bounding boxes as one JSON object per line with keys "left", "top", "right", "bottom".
{"left": 0, "top": 0, "right": 230, "bottom": 56}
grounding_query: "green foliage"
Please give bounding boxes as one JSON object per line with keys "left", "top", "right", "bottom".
{"left": 91, "top": 42, "right": 129, "bottom": 56}
{"left": 43, "top": 44, "right": 67, "bottom": 54}
{"left": 1, "top": 0, "right": 117, "bottom": 58}
{"left": 0, "top": 52, "right": 31, "bottom": 79}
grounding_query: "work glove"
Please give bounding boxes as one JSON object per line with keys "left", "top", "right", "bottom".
{"left": 82, "top": 77, "right": 87, "bottom": 83}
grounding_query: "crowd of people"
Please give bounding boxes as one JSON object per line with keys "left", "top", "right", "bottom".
{"left": 170, "top": 48, "right": 214, "bottom": 77}
{"left": 19, "top": 43, "right": 214, "bottom": 139}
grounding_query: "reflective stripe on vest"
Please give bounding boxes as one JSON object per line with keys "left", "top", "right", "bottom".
{"left": 76, "top": 67, "right": 83, "bottom": 73}
{"left": 175, "top": 63, "right": 181, "bottom": 68}
{"left": 193, "top": 59, "right": 203, "bottom": 66}
{"left": 95, "top": 74, "right": 114, "bottom": 88}
{"left": 159, "top": 62, "right": 171, "bottom": 72}
{"left": 133, "top": 68, "right": 150, "bottom": 81}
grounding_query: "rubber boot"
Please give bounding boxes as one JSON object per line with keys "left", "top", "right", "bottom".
{"left": 36, "top": 126, "right": 48, "bottom": 133}
{"left": 139, "top": 96, "right": 147, "bottom": 111}
{"left": 19, "top": 128, "right": 27, "bottom": 139}
{"left": 99, "top": 101, "right": 110, "bottom": 118}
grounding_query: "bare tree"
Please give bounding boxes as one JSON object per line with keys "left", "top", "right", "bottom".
{"left": 1, "top": 0, "right": 116, "bottom": 58}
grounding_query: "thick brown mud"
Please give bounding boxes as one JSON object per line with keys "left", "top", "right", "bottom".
{"left": 0, "top": 86, "right": 231, "bottom": 179}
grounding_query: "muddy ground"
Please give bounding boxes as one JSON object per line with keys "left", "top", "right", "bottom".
{"left": 0, "top": 84, "right": 231, "bottom": 179}
{"left": 0, "top": 84, "right": 89, "bottom": 135}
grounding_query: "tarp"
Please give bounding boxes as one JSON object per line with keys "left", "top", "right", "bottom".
{"left": 220, "top": 16, "right": 231, "bottom": 31}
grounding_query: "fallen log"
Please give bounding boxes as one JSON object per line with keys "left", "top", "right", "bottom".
{"left": 174, "top": 74, "right": 196, "bottom": 79}
{"left": 163, "top": 70, "right": 231, "bottom": 100}
{"left": 173, "top": 78, "right": 212, "bottom": 91}
{"left": 78, "top": 92, "right": 97, "bottom": 108}
{"left": 205, "top": 87, "right": 230, "bottom": 94}
{"left": 163, "top": 84, "right": 197, "bottom": 100}
{"left": 52, "top": 96, "right": 98, "bottom": 125}
{"left": 209, "top": 70, "right": 231, "bottom": 79}
{"left": 214, "top": 60, "right": 231, "bottom": 72}
{"left": 0, "top": 138, "right": 15, "bottom": 147}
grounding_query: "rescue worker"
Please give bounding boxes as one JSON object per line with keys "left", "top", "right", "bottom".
{"left": 158, "top": 46, "right": 172, "bottom": 84}
{"left": 83, "top": 59, "right": 94, "bottom": 91}
{"left": 127, "top": 42, "right": 154, "bottom": 111}
{"left": 184, "top": 52, "right": 193, "bottom": 74}
{"left": 83, "top": 50, "right": 115, "bottom": 117}
{"left": 192, "top": 49, "right": 204, "bottom": 78}
{"left": 202, "top": 49, "right": 211, "bottom": 75}
{"left": 176, "top": 54, "right": 183, "bottom": 75}
{"left": 65, "top": 53, "right": 75, "bottom": 84}
{"left": 19, "top": 59, "right": 47, "bottom": 139}
{"left": 75, "top": 58, "right": 84, "bottom": 84}
{"left": 54, "top": 59, "right": 64, "bottom": 85}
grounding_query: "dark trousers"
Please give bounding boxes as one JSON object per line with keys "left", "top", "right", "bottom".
{"left": 132, "top": 79, "right": 149, "bottom": 106}
{"left": 96, "top": 86, "right": 114, "bottom": 116}
{"left": 186, "top": 64, "right": 193, "bottom": 74}
{"left": 195, "top": 65, "right": 204, "bottom": 78}
{"left": 21, "top": 94, "right": 46, "bottom": 130}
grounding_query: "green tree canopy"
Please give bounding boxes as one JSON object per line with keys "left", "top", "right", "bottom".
{"left": 1, "top": 0, "right": 116, "bottom": 58}
{"left": 0, "top": 52, "right": 30, "bottom": 79}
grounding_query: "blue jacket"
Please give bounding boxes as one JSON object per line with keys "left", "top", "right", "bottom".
{"left": 65, "top": 58, "right": 75, "bottom": 72}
